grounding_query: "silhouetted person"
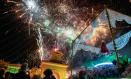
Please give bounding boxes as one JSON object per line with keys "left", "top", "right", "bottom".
{"left": 13, "top": 63, "right": 30, "bottom": 79}
{"left": 78, "top": 70, "right": 86, "bottom": 79}
{"left": 32, "top": 75, "right": 41, "bottom": 79}
{"left": 5, "top": 72, "right": 13, "bottom": 79}
{"left": 0, "top": 68, "right": 4, "bottom": 79}
{"left": 43, "top": 69, "right": 56, "bottom": 79}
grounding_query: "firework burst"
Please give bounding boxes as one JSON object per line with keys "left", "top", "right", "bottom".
{"left": 5, "top": 0, "right": 48, "bottom": 60}
{"left": 5, "top": 0, "right": 46, "bottom": 24}
{"left": 3, "top": 0, "right": 101, "bottom": 62}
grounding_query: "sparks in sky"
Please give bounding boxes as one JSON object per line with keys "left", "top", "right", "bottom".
{"left": 6, "top": 0, "right": 44, "bottom": 24}
{"left": 4, "top": 0, "right": 100, "bottom": 62}
{"left": 6, "top": 0, "right": 47, "bottom": 60}
{"left": 23, "top": 0, "right": 38, "bottom": 12}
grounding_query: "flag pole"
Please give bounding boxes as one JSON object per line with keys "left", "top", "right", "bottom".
{"left": 105, "top": 8, "right": 119, "bottom": 63}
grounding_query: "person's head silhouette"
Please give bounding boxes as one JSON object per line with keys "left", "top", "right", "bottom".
{"left": 0, "top": 68, "right": 5, "bottom": 79}
{"left": 43, "top": 69, "right": 56, "bottom": 79}
{"left": 44, "top": 69, "right": 53, "bottom": 76}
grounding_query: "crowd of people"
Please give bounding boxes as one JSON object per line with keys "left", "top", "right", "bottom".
{"left": 0, "top": 60, "right": 131, "bottom": 79}
{"left": 0, "top": 63, "right": 56, "bottom": 79}
{"left": 68, "top": 59, "right": 131, "bottom": 79}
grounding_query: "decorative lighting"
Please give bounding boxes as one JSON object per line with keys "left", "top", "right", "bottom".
{"left": 94, "top": 62, "right": 113, "bottom": 67}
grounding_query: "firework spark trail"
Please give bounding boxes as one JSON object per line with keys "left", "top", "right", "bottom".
{"left": 6, "top": 0, "right": 43, "bottom": 24}
{"left": 19, "top": 12, "right": 26, "bottom": 18}
{"left": 37, "top": 28, "right": 44, "bottom": 60}
{"left": 5, "top": 0, "right": 47, "bottom": 60}
{"left": 6, "top": 0, "right": 18, "bottom": 4}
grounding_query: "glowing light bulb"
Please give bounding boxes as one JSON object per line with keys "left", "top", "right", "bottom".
{"left": 54, "top": 48, "right": 59, "bottom": 52}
